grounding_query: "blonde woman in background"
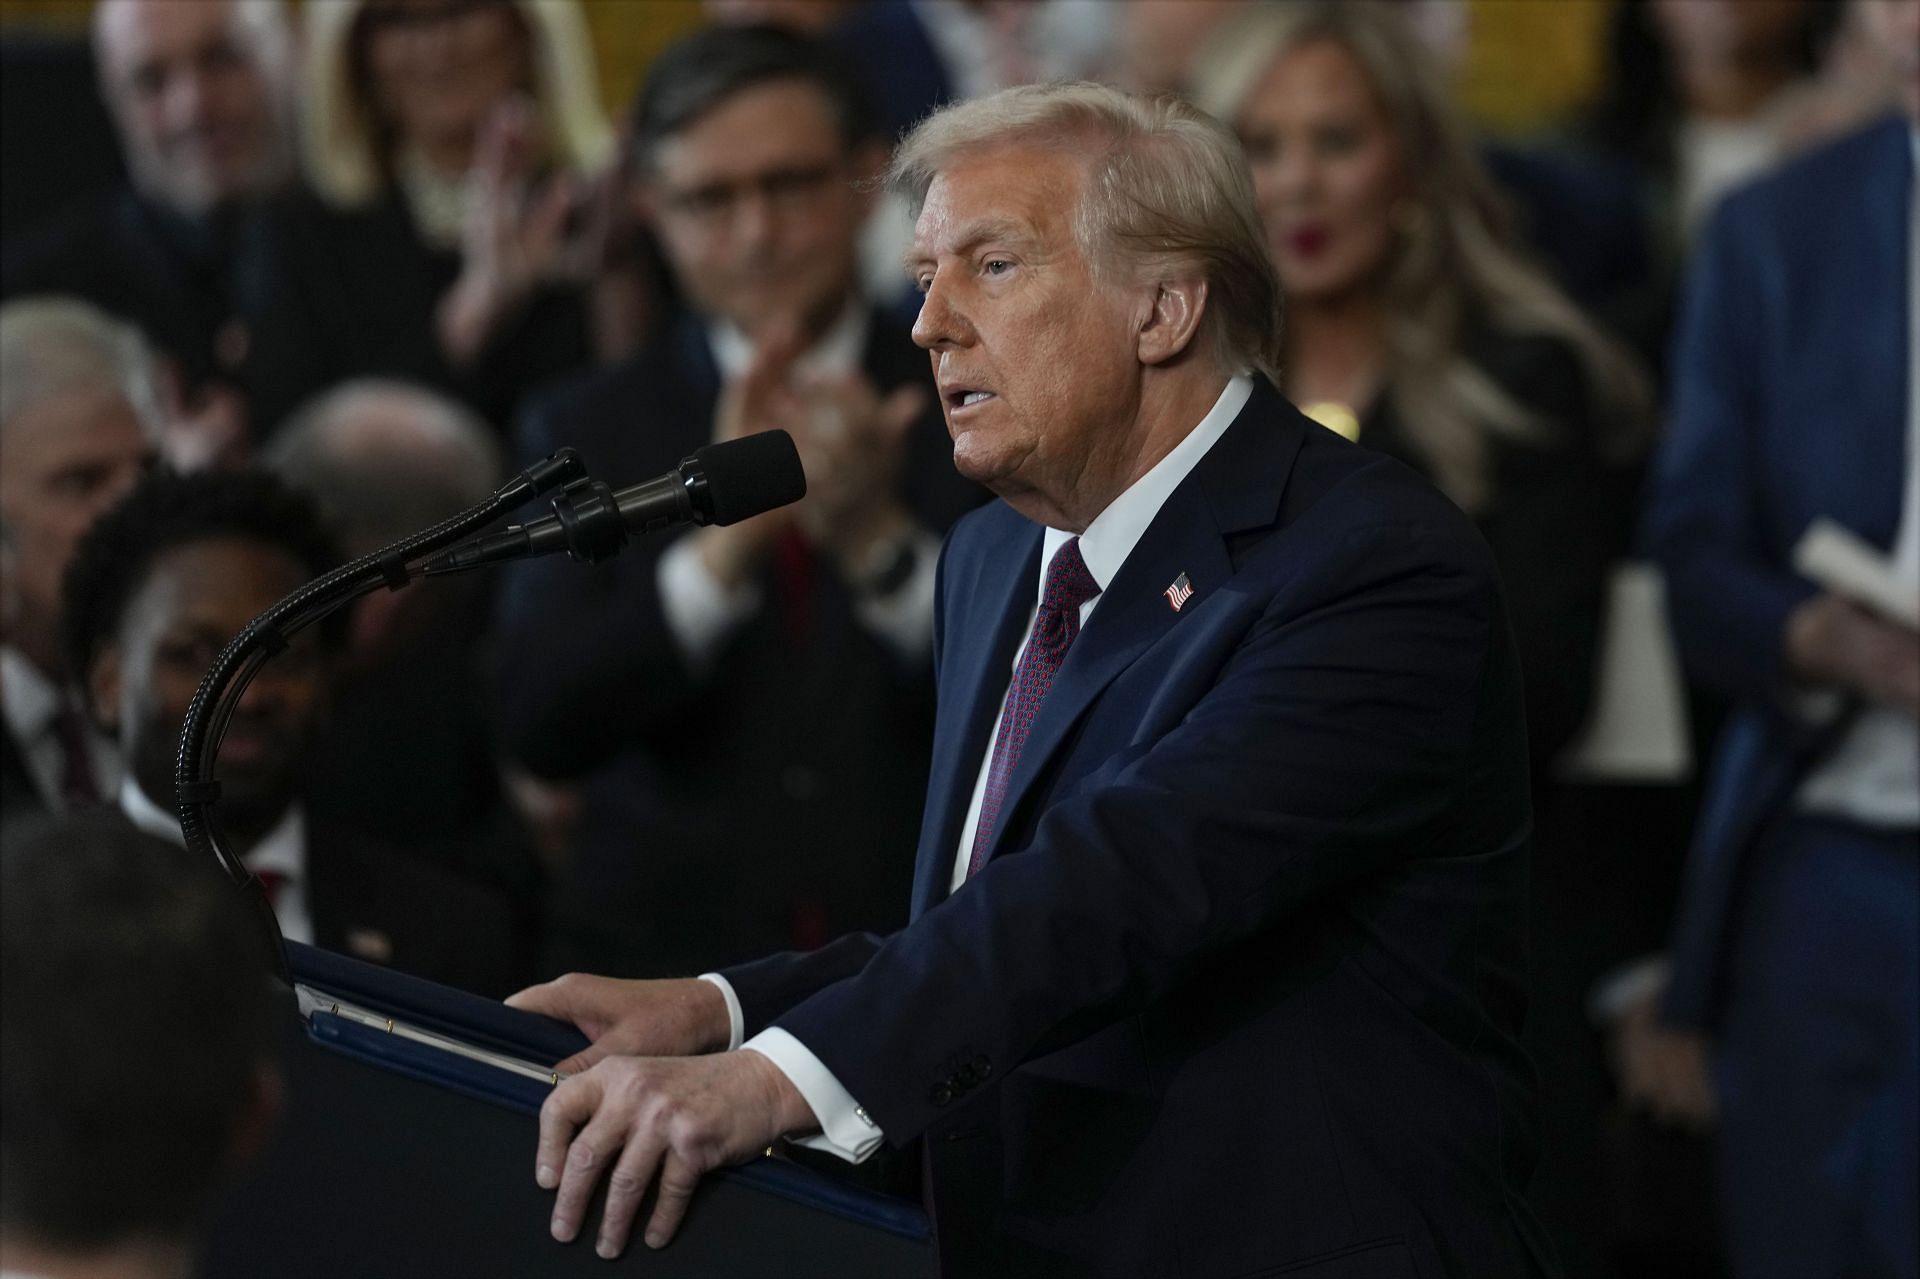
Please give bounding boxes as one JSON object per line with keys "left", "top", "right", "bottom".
{"left": 244, "top": 0, "right": 616, "bottom": 436}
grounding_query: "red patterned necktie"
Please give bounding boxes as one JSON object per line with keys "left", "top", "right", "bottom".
{"left": 966, "top": 537, "right": 1101, "bottom": 878}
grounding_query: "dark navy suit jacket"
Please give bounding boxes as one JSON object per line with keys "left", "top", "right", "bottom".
{"left": 724, "top": 381, "right": 1551, "bottom": 1278}
{"left": 1645, "top": 117, "right": 1913, "bottom": 1028}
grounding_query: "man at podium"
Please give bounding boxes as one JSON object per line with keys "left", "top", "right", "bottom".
{"left": 513, "top": 82, "right": 1550, "bottom": 1278}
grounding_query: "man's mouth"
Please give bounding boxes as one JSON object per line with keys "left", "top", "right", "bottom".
{"left": 946, "top": 389, "right": 997, "bottom": 411}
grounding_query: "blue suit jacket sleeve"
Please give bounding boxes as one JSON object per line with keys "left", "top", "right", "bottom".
{"left": 761, "top": 500, "right": 1514, "bottom": 1145}
{"left": 1643, "top": 193, "right": 1819, "bottom": 705}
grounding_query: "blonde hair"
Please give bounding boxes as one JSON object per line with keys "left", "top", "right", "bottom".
{"left": 300, "top": 0, "right": 612, "bottom": 208}
{"left": 1193, "top": 2, "right": 1650, "bottom": 512}
{"left": 889, "top": 81, "right": 1284, "bottom": 383}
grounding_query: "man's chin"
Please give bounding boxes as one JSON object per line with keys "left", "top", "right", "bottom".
{"left": 950, "top": 433, "right": 1025, "bottom": 494}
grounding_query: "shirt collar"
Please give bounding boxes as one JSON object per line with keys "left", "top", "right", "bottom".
{"left": 118, "top": 775, "right": 306, "bottom": 882}
{"left": 0, "top": 646, "right": 61, "bottom": 742}
{"left": 1040, "top": 374, "right": 1252, "bottom": 597}
{"left": 708, "top": 300, "right": 868, "bottom": 384}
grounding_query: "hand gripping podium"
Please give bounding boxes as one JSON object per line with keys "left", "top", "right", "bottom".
{"left": 200, "top": 943, "right": 935, "bottom": 1277}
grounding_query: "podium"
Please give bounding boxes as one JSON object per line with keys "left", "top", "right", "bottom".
{"left": 199, "top": 944, "right": 934, "bottom": 1277}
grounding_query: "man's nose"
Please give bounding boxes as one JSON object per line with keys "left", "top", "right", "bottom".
{"left": 731, "top": 186, "right": 778, "bottom": 251}
{"left": 161, "top": 68, "right": 216, "bottom": 133}
{"left": 911, "top": 274, "right": 969, "bottom": 351}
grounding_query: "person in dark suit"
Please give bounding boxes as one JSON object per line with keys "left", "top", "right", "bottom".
{"left": 0, "top": 298, "right": 161, "bottom": 835}
{"left": 0, "top": 0, "right": 298, "bottom": 466}
{"left": 61, "top": 467, "right": 526, "bottom": 997}
{"left": 505, "top": 82, "right": 1550, "bottom": 1276}
{"left": 1643, "top": 13, "right": 1920, "bottom": 1264}
{"left": 493, "top": 26, "right": 984, "bottom": 981}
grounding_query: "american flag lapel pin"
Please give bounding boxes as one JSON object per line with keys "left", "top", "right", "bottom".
{"left": 1164, "top": 572, "right": 1194, "bottom": 612}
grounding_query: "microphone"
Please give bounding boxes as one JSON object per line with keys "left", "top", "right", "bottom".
{"left": 423, "top": 429, "right": 806, "bottom": 574}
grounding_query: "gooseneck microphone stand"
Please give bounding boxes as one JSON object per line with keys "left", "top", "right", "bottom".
{"left": 173, "top": 450, "right": 589, "bottom": 985}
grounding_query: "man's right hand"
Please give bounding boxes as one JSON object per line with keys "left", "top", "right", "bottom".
{"left": 506, "top": 975, "right": 733, "bottom": 1073}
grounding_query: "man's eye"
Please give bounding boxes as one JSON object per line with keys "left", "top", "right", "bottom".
{"left": 914, "top": 275, "right": 933, "bottom": 294}
{"left": 157, "top": 638, "right": 221, "bottom": 670}
{"left": 47, "top": 465, "right": 112, "bottom": 499}
{"left": 983, "top": 259, "right": 1011, "bottom": 276}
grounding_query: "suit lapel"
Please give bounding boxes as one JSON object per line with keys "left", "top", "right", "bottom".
{"left": 967, "top": 382, "right": 1309, "bottom": 875}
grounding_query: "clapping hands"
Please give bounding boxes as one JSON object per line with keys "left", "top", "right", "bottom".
{"left": 696, "top": 318, "right": 926, "bottom": 588}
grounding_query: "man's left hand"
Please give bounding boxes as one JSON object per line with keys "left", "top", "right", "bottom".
{"left": 535, "top": 1050, "right": 818, "bottom": 1258}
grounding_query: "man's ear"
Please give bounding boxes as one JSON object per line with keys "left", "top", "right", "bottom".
{"left": 1136, "top": 277, "right": 1209, "bottom": 366}
{"left": 87, "top": 644, "right": 122, "bottom": 736}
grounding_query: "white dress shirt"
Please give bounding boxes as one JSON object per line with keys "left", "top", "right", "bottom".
{"left": 1673, "top": 89, "right": 1801, "bottom": 242}
{"left": 704, "top": 374, "right": 1253, "bottom": 1162}
{"left": 0, "top": 645, "right": 120, "bottom": 809}
{"left": 654, "top": 302, "right": 941, "bottom": 668}
{"left": 1795, "top": 127, "right": 1920, "bottom": 828}
{"left": 120, "top": 777, "right": 314, "bottom": 946}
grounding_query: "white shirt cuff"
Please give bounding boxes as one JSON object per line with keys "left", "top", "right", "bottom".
{"left": 850, "top": 530, "right": 940, "bottom": 663}
{"left": 696, "top": 973, "right": 745, "bottom": 1052}
{"left": 742, "top": 1026, "right": 885, "bottom": 1163}
{"left": 658, "top": 536, "right": 760, "bottom": 669}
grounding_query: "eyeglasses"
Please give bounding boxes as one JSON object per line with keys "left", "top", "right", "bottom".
{"left": 657, "top": 162, "right": 845, "bottom": 230}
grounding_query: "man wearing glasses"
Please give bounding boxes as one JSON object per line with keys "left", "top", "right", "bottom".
{"left": 494, "top": 25, "right": 982, "bottom": 981}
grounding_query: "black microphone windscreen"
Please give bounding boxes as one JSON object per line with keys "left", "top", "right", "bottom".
{"left": 689, "top": 429, "right": 807, "bottom": 526}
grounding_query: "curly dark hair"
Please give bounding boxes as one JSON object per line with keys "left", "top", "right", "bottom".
{"left": 61, "top": 467, "right": 347, "bottom": 686}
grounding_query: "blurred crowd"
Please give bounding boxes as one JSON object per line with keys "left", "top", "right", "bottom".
{"left": 0, "top": 2, "right": 1914, "bottom": 1278}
